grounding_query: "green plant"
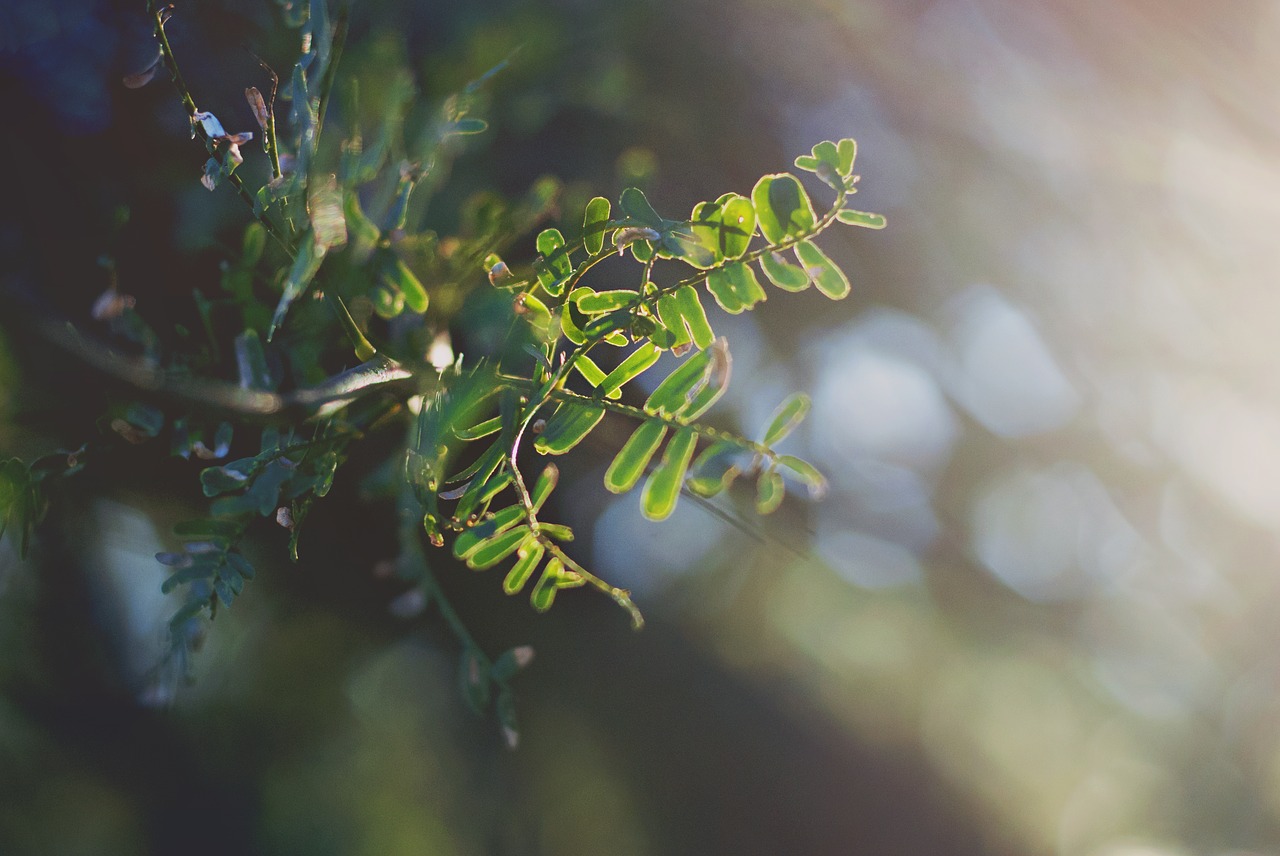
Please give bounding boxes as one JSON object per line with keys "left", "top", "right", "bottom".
{"left": 1, "top": 0, "right": 884, "bottom": 739}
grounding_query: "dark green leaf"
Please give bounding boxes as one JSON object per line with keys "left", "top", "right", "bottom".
{"left": 380, "top": 255, "right": 430, "bottom": 314}
{"left": 751, "top": 173, "right": 816, "bottom": 243}
{"left": 234, "top": 329, "right": 276, "bottom": 391}
{"left": 174, "top": 519, "right": 242, "bottom": 540}
{"left": 641, "top": 426, "right": 697, "bottom": 521}
{"left": 533, "top": 403, "right": 605, "bottom": 456}
{"left": 200, "top": 463, "right": 252, "bottom": 497}
{"left": 762, "top": 393, "right": 810, "bottom": 446}
{"left": 226, "top": 551, "right": 256, "bottom": 580}
{"left": 604, "top": 420, "right": 667, "bottom": 494}
{"left": 161, "top": 562, "right": 217, "bottom": 594}
{"left": 794, "top": 240, "right": 850, "bottom": 299}
{"left": 491, "top": 645, "right": 534, "bottom": 681}
{"left": 455, "top": 417, "right": 502, "bottom": 441}
{"left": 269, "top": 233, "right": 325, "bottom": 340}
{"left": 458, "top": 648, "right": 491, "bottom": 714}
{"left": 619, "top": 187, "right": 663, "bottom": 229}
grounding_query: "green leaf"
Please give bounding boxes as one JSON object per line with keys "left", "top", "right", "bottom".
{"left": 599, "top": 343, "right": 662, "bottom": 396}
{"left": 174, "top": 519, "right": 242, "bottom": 541}
{"left": 645, "top": 347, "right": 713, "bottom": 417}
{"left": 533, "top": 403, "right": 605, "bottom": 455}
{"left": 762, "top": 393, "right": 810, "bottom": 446}
{"left": 503, "top": 538, "right": 544, "bottom": 594}
{"left": 526, "top": 557, "right": 583, "bottom": 610}
{"left": 604, "top": 420, "right": 667, "bottom": 494}
{"left": 200, "top": 462, "right": 252, "bottom": 497}
{"left": 794, "top": 240, "right": 850, "bottom": 299}
{"left": 455, "top": 416, "right": 502, "bottom": 441}
{"left": 467, "top": 525, "right": 530, "bottom": 570}
{"left": 706, "top": 262, "right": 766, "bottom": 314}
{"left": 531, "top": 464, "right": 558, "bottom": 512}
{"left": 380, "top": 256, "right": 430, "bottom": 313}
{"left": 536, "top": 523, "right": 573, "bottom": 542}
{"left": 751, "top": 173, "right": 816, "bottom": 244}
{"left": 269, "top": 233, "right": 325, "bottom": 340}
{"left": 674, "top": 285, "right": 715, "bottom": 350}
{"left": 755, "top": 469, "right": 785, "bottom": 515}
{"left": 536, "top": 228, "right": 573, "bottom": 296}
{"left": 619, "top": 187, "right": 663, "bottom": 229}
{"left": 678, "top": 340, "right": 731, "bottom": 421}
{"left": 692, "top": 193, "right": 756, "bottom": 260}
{"left": 225, "top": 551, "right": 256, "bottom": 580}
{"left": 686, "top": 441, "right": 740, "bottom": 497}
{"left": 234, "top": 330, "right": 276, "bottom": 391}
{"left": 453, "top": 505, "right": 525, "bottom": 560}
{"left": 451, "top": 117, "right": 488, "bottom": 135}
{"left": 343, "top": 191, "right": 381, "bottom": 260}
{"left": 161, "top": 562, "right": 217, "bottom": 594}
{"left": 575, "top": 289, "right": 637, "bottom": 314}
{"left": 837, "top": 137, "right": 857, "bottom": 175}
{"left": 758, "top": 250, "right": 810, "bottom": 292}
{"left": 776, "top": 454, "right": 828, "bottom": 499}
{"left": 583, "top": 196, "right": 611, "bottom": 255}
{"left": 836, "top": 208, "right": 887, "bottom": 229}
{"left": 458, "top": 648, "right": 490, "bottom": 714}
{"left": 658, "top": 222, "right": 718, "bottom": 269}
{"left": 793, "top": 140, "right": 844, "bottom": 188}
{"left": 641, "top": 426, "right": 697, "bottom": 521}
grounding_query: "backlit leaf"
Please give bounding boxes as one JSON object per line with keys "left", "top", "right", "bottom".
{"left": 758, "top": 250, "right": 810, "bottom": 292}
{"left": 776, "top": 454, "right": 828, "bottom": 499}
{"left": 751, "top": 173, "right": 816, "bottom": 243}
{"left": 576, "top": 289, "right": 637, "bottom": 314}
{"left": 503, "top": 538, "right": 544, "bottom": 594}
{"left": 604, "top": 420, "right": 667, "bottom": 494}
{"left": 762, "top": 393, "right": 810, "bottom": 446}
{"left": 453, "top": 505, "right": 524, "bottom": 560}
{"left": 583, "top": 196, "right": 612, "bottom": 255}
{"left": 641, "top": 426, "right": 697, "bottom": 521}
{"left": 533, "top": 403, "right": 605, "bottom": 455}
{"left": 619, "top": 187, "right": 663, "bottom": 229}
{"left": 755, "top": 469, "right": 785, "bottom": 514}
{"left": 836, "top": 208, "right": 887, "bottom": 229}
{"left": 467, "top": 525, "right": 530, "bottom": 570}
{"left": 706, "top": 262, "right": 766, "bottom": 314}
{"left": 794, "top": 240, "right": 850, "bottom": 299}
{"left": 600, "top": 342, "right": 662, "bottom": 396}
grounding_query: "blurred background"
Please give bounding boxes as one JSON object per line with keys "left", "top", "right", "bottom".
{"left": 3, "top": 0, "right": 1280, "bottom": 853}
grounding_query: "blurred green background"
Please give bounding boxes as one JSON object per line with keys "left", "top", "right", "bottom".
{"left": 3, "top": 0, "right": 1280, "bottom": 854}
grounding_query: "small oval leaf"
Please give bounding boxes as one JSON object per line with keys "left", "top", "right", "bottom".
{"left": 762, "top": 393, "right": 810, "bottom": 446}
{"left": 604, "top": 420, "right": 667, "bottom": 494}
{"left": 641, "top": 426, "right": 697, "bottom": 521}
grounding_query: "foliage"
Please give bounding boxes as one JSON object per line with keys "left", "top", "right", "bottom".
{"left": 0, "top": 0, "right": 884, "bottom": 736}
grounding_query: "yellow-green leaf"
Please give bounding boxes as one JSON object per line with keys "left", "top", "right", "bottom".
{"left": 604, "top": 420, "right": 667, "bottom": 494}
{"left": 641, "top": 426, "right": 697, "bottom": 521}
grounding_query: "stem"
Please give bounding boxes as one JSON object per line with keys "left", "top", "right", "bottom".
{"left": 149, "top": 4, "right": 295, "bottom": 253}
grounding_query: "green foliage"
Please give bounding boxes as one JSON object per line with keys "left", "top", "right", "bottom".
{"left": 0, "top": 0, "right": 884, "bottom": 727}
